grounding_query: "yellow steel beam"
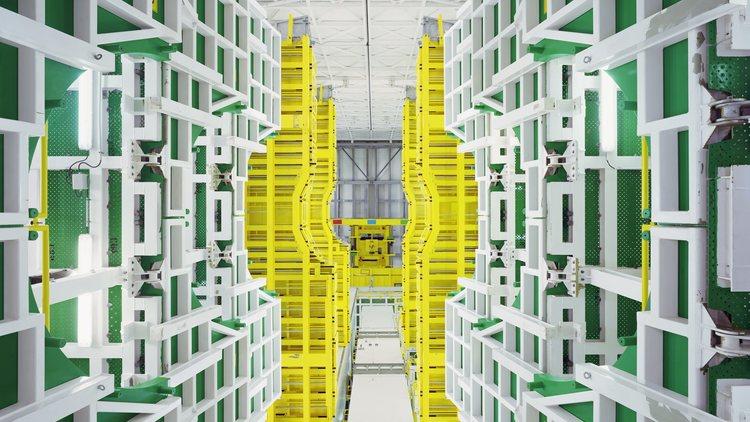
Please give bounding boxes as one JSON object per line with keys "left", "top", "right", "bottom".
{"left": 247, "top": 34, "right": 342, "bottom": 420}
{"left": 413, "top": 34, "right": 477, "bottom": 421}
{"left": 401, "top": 98, "right": 426, "bottom": 353}
{"left": 331, "top": 218, "right": 407, "bottom": 226}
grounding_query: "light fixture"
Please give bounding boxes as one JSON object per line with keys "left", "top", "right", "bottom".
{"left": 77, "top": 234, "right": 93, "bottom": 272}
{"left": 599, "top": 71, "right": 619, "bottom": 153}
{"left": 77, "top": 70, "right": 93, "bottom": 151}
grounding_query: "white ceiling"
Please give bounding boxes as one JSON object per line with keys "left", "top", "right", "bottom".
{"left": 258, "top": 0, "right": 463, "bottom": 141}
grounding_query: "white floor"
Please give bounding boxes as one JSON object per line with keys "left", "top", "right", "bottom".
{"left": 348, "top": 374, "right": 413, "bottom": 422}
{"left": 347, "top": 304, "right": 413, "bottom": 422}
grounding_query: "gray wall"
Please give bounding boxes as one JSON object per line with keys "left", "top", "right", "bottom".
{"left": 332, "top": 141, "right": 406, "bottom": 266}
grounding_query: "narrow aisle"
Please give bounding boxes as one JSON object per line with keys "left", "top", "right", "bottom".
{"left": 348, "top": 297, "right": 413, "bottom": 421}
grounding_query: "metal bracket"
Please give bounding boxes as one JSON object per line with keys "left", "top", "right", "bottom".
{"left": 701, "top": 84, "right": 750, "bottom": 147}
{"left": 701, "top": 305, "right": 750, "bottom": 369}
{"left": 207, "top": 242, "right": 233, "bottom": 268}
{"left": 489, "top": 165, "right": 512, "bottom": 191}
{"left": 126, "top": 257, "right": 163, "bottom": 296}
{"left": 545, "top": 141, "right": 578, "bottom": 181}
{"left": 131, "top": 141, "right": 165, "bottom": 179}
{"left": 546, "top": 257, "right": 579, "bottom": 295}
{"left": 208, "top": 165, "right": 233, "bottom": 191}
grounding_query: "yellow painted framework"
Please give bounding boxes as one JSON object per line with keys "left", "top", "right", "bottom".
{"left": 246, "top": 31, "right": 342, "bottom": 421}
{"left": 348, "top": 224, "right": 402, "bottom": 287}
{"left": 401, "top": 98, "right": 426, "bottom": 352}
{"left": 414, "top": 33, "right": 477, "bottom": 421}
{"left": 314, "top": 92, "right": 351, "bottom": 345}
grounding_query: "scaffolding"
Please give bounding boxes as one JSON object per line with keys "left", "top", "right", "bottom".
{"left": 414, "top": 31, "right": 478, "bottom": 421}
{"left": 443, "top": 1, "right": 750, "bottom": 421}
{"left": 246, "top": 31, "right": 342, "bottom": 420}
{"left": 401, "top": 98, "right": 426, "bottom": 353}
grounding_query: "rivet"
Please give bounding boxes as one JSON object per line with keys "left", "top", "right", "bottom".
{"left": 583, "top": 372, "right": 591, "bottom": 379}
{"left": 583, "top": 56, "right": 591, "bottom": 64}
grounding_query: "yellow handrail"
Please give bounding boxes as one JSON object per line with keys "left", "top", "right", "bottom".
{"left": 641, "top": 136, "right": 651, "bottom": 312}
{"left": 29, "top": 123, "right": 50, "bottom": 328}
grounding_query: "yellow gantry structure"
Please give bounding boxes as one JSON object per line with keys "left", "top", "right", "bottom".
{"left": 314, "top": 91, "right": 351, "bottom": 345}
{"left": 412, "top": 33, "right": 478, "bottom": 420}
{"left": 401, "top": 98, "right": 426, "bottom": 351}
{"left": 348, "top": 224, "right": 401, "bottom": 287}
{"left": 246, "top": 31, "right": 346, "bottom": 421}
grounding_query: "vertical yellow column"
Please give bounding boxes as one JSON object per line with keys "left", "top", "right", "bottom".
{"left": 247, "top": 30, "right": 342, "bottom": 420}
{"left": 414, "top": 34, "right": 477, "bottom": 420}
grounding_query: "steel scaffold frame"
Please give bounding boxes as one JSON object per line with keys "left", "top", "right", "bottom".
{"left": 246, "top": 30, "right": 343, "bottom": 421}
{"left": 315, "top": 92, "right": 352, "bottom": 347}
{"left": 443, "top": 1, "right": 750, "bottom": 421}
{"left": 414, "top": 32, "right": 478, "bottom": 421}
{"left": 0, "top": 1, "right": 283, "bottom": 420}
{"left": 402, "top": 98, "right": 427, "bottom": 356}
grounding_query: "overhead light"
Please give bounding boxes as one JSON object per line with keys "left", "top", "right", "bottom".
{"left": 77, "top": 70, "right": 93, "bottom": 151}
{"left": 77, "top": 234, "right": 93, "bottom": 272}
{"left": 599, "top": 72, "right": 619, "bottom": 153}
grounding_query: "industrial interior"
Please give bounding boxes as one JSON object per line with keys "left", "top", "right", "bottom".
{"left": 1, "top": 0, "right": 749, "bottom": 421}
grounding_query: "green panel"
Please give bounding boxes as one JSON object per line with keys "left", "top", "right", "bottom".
{"left": 616, "top": 404, "right": 637, "bottom": 422}
{"left": 607, "top": 60, "right": 637, "bottom": 102}
{"left": 0, "top": 42, "right": 18, "bottom": 121}
{"left": 510, "top": 36, "right": 517, "bottom": 64}
{"left": 515, "top": 183, "right": 525, "bottom": 248}
{"left": 47, "top": 90, "right": 87, "bottom": 157}
{"left": 510, "top": 371, "right": 517, "bottom": 399}
{"left": 585, "top": 91, "right": 600, "bottom": 156}
{"left": 677, "top": 130, "right": 689, "bottom": 211}
{"left": 617, "top": 92, "right": 640, "bottom": 156}
{"left": 45, "top": 0, "right": 74, "bottom": 35}
{"left": 48, "top": 170, "right": 89, "bottom": 268}
{"left": 663, "top": 0, "right": 682, "bottom": 7}
{"left": 108, "top": 171, "right": 122, "bottom": 266}
{"left": 0, "top": 0, "right": 18, "bottom": 12}
{"left": 560, "top": 10, "right": 593, "bottom": 34}
{"left": 663, "top": 332, "right": 688, "bottom": 396}
{"left": 108, "top": 91, "right": 123, "bottom": 156}
{"left": 617, "top": 295, "right": 639, "bottom": 337}
{"left": 510, "top": 0, "right": 516, "bottom": 24}
{"left": 98, "top": 7, "right": 138, "bottom": 34}
{"left": 171, "top": 70, "right": 179, "bottom": 101}
{"left": 0, "top": 332, "right": 18, "bottom": 409}
{"left": 616, "top": 170, "right": 641, "bottom": 268}
{"left": 615, "top": 0, "right": 636, "bottom": 32}
{"left": 50, "top": 298, "right": 78, "bottom": 342}
{"left": 663, "top": 39, "right": 688, "bottom": 118}
{"left": 197, "top": 0, "right": 206, "bottom": 22}
{"left": 677, "top": 240, "right": 688, "bottom": 318}
{"left": 197, "top": 33, "right": 206, "bottom": 65}
{"left": 584, "top": 170, "right": 601, "bottom": 265}
{"left": 585, "top": 286, "right": 601, "bottom": 340}
{"left": 218, "top": 47, "right": 225, "bottom": 75}
{"left": 217, "top": 1, "right": 225, "bottom": 36}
